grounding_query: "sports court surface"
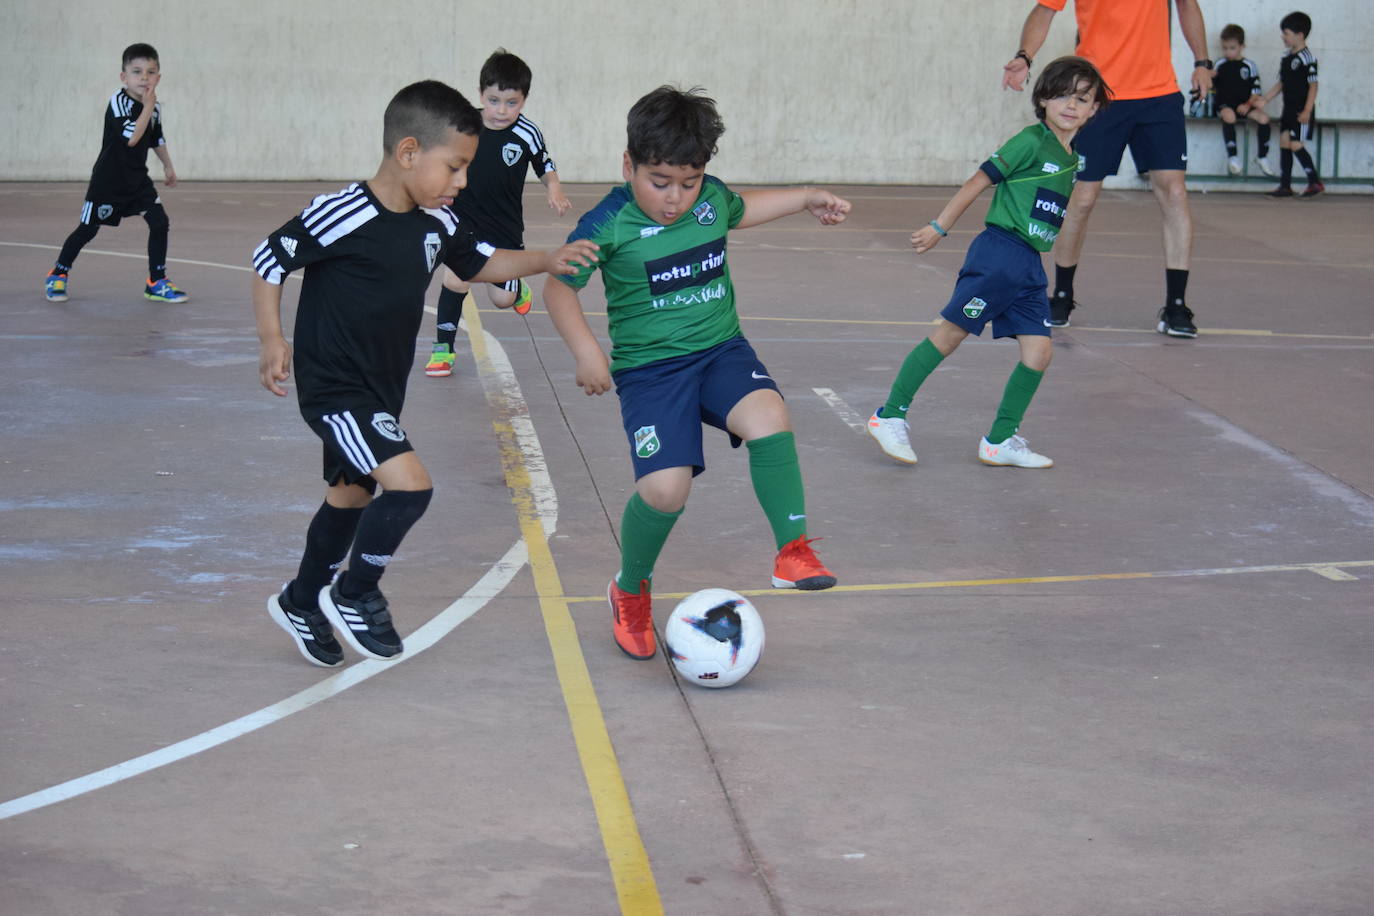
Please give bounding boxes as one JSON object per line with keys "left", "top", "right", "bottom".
{"left": 2, "top": 180, "right": 1372, "bottom": 915}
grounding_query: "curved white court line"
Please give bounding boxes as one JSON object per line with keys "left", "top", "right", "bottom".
{"left": 0, "top": 245, "right": 549, "bottom": 820}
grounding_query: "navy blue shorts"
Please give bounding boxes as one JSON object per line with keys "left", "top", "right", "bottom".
{"left": 939, "top": 227, "right": 1051, "bottom": 340}
{"left": 1076, "top": 92, "right": 1188, "bottom": 180}
{"left": 612, "top": 336, "right": 780, "bottom": 479}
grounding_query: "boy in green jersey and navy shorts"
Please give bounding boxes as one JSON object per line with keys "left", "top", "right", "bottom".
{"left": 544, "top": 85, "right": 851, "bottom": 661}
{"left": 867, "top": 57, "right": 1109, "bottom": 470}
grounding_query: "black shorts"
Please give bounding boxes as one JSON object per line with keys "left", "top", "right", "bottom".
{"left": 306, "top": 405, "right": 415, "bottom": 492}
{"left": 1280, "top": 112, "right": 1316, "bottom": 142}
{"left": 80, "top": 180, "right": 160, "bottom": 227}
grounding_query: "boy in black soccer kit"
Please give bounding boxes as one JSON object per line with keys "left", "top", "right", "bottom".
{"left": 1212, "top": 24, "right": 1273, "bottom": 177}
{"left": 45, "top": 43, "right": 189, "bottom": 304}
{"left": 1259, "top": 11, "right": 1323, "bottom": 197}
{"left": 253, "top": 81, "right": 596, "bottom": 665}
{"left": 424, "top": 49, "right": 570, "bottom": 378}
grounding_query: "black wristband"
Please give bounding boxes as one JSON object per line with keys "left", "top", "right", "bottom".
{"left": 1015, "top": 50, "right": 1033, "bottom": 68}
{"left": 1194, "top": 58, "right": 1214, "bottom": 69}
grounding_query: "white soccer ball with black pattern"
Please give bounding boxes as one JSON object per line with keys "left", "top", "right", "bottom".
{"left": 663, "top": 589, "right": 765, "bottom": 688}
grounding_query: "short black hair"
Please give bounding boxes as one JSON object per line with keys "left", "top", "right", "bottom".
{"left": 1281, "top": 11, "right": 1312, "bottom": 37}
{"left": 382, "top": 80, "right": 483, "bottom": 154}
{"left": 1032, "top": 56, "right": 1111, "bottom": 122}
{"left": 1220, "top": 23, "right": 1246, "bottom": 44}
{"left": 479, "top": 48, "right": 532, "bottom": 96}
{"left": 626, "top": 86, "right": 725, "bottom": 169}
{"left": 122, "top": 43, "right": 159, "bottom": 68}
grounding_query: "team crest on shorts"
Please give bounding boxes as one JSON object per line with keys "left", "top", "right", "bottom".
{"left": 502, "top": 143, "right": 522, "bottom": 166}
{"left": 693, "top": 201, "right": 717, "bottom": 225}
{"left": 633, "top": 425, "right": 661, "bottom": 459}
{"left": 423, "top": 232, "right": 441, "bottom": 272}
{"left": 97, "top": 204, "right": 114, "bottom": 220}
{"left": 962, "top": 297, "right": 988, "bottom": 319}
{"left": 371, "top": 412, "right": 406, "bottom": 442}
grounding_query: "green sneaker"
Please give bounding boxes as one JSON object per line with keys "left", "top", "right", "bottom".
{"left": 513, "top": 279, "right": 532, "bottom": 315}
{"left": 425, "top": 343, "right": 456, "bottom": 378}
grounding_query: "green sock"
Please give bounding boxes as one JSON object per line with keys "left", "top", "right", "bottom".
{"left": 881, "top": 338, "right": 944, "bottom": 418}
{"left": 987, "top": 362, "right": 1045, "bottom": 443}
{"left": 747, "top": 431, "right": 808, "bottom": 549}
{"left": 616, "top": 493, "right": 682, "bottom": 593}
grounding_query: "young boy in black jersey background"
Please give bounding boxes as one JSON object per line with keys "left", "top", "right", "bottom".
{"left": 252, "top": 80, "right": 597, "bottom": 666}
{"left": 1212, "top": 24, "right": 1274, "bottom": 177}
{"left": 424, "top": 48, "right": 571, "bottom": 379}
{"left": 1259, "top": 11, "right": 1323, "bottom": 197}
{"left": 45, "top": 43, "right": 190, "bottom": 305}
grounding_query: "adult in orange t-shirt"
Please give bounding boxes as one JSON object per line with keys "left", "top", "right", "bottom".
{"left": 1001, "top": 0, "right": 1213, "bottom": 338}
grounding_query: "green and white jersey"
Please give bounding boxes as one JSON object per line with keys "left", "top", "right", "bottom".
{"left": 559, "top": 175, "right": 747, "bottom": 373}
{"left": 979, "top": 123, "right": 1081, "bottom": 252}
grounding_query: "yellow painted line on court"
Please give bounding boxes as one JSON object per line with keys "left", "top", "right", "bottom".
{"left": 558, "top": 559, "right": 1371, "bottom": 604}
{"left": 465, "top": 306, "right": 662, "bottom": 915}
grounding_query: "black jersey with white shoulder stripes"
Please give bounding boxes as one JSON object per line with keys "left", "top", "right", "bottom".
{"left": 86, "top": 89, "right": 165, "bottom": 202}
{"left": 252, "top": 182, "right": 493, "bottom": 418}
{"left": 1213, "top": 58, "right": 1261, "bottom": 108}
{"left": 1278, "top": 48, "right": 1318, "bottom": 115}
{"left": 451, "top": 115, "right": 556, "bottom": 247}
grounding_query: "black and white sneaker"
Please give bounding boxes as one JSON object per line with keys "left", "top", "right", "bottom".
{"left": 1156, "top": 303, "right": 1198, "bottom": 338}
{"left": 1048, "top": 297, "right": 1077, "bottom": 328}
{"left": 319, "top": 583, "right": 403, "bottom": 660}
{"left": 267, "top": 583, "right": 345, "bottom": 667}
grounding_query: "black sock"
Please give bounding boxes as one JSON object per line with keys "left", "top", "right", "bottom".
{"left": 144, "top": 204, "right": 169, "bottom": 281}
{"left": 1165, "top": 269, "right": 1189, "bottom": 307}
{"left": 435, "top": 286, "right": 464, "bottom": 350}
{"left": 1280, "top": 149, "right": 1294, "bottom": 186}
{"left": 1294, "top": 147, "right": 1318, "bottom": 181}
{"left": 1053, "top": 264, "right": 1077, "bottom": 302}
{"left": 1257, "top": 124, "right": 1271, "bottom": 158}
{"left": 289, "top": 501, "right": 365, "bottom": 609}
{"left": 56, "top": 222, "right": 100, "bottom": 272}
{"left": 1222, "top": 123, "right": 1237, "bottom": 156}
{"left": 338, "top": 488, "right": 433, "bottom": 597}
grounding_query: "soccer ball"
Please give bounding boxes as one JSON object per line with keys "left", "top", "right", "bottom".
{"left": 663, "top": 589, "right": 765, "bottom": 688}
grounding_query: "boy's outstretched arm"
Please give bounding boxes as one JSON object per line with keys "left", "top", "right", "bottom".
{"left": 911, "top": 171, "right": 993, "bottom": 253}
{"left": 542, "top": 277, "right": 612, "bottom": 395}
{"left": 253, "top": 274, "right": 292, "bottom": 397}
{"left": 735, "top": 187, "right": 851, "bottom": 230}
{"left": 469, "top": 240, "right": 599, "bottom": 284}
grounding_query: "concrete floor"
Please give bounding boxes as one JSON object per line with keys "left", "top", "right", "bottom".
{"left": 2, "top": 180, "right": 1372, "bottom": 915}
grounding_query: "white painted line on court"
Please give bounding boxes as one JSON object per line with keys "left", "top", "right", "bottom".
{"left": 1310, "top": 566, "right": 1359, "bottom": 581}
{"left": 812, "top": 387, "right": 869, "bottom": 433}
{"left": 0, "top": 252, "right": 545, "bottom": 820}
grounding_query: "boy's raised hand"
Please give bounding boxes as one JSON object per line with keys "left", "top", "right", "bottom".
{"left": 545, "top": 239, "right": 600, "bottom": 275}
{"left": 806, "top": 189, "right": 851, "bottom": 225}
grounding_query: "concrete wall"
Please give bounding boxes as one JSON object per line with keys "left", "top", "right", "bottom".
{"left": 4, "top": 0, "right": 1369, "bottom": 185}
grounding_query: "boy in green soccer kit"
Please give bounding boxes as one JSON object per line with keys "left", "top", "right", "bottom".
{"left": 867, "top": 56, "right": 1109, "bottom": 469}
{"left": 543, "top": 85, "right": 850, "bottom": 660}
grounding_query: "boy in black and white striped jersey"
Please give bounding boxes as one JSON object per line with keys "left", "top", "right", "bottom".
{"left": 44, "top": 43, "right": 190, "bottom": 304}
{"left": 252, "top": 80, "right": 597, "bottom": 666}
